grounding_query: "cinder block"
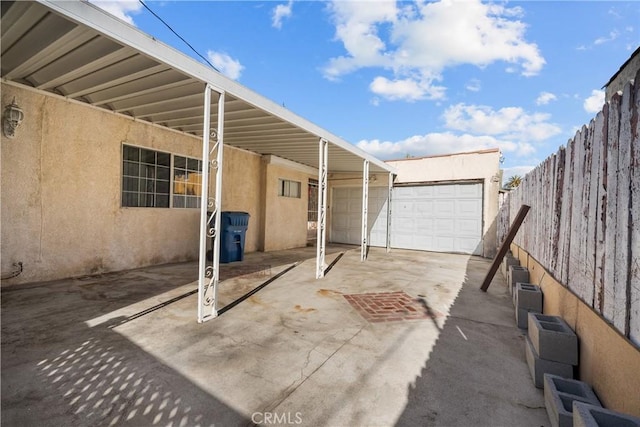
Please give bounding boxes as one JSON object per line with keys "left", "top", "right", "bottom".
{"left": 516, "top": 306, "right": 541, "bottom": 329}
{"left": 525, "top": 336, "right": 573, "bottom": 389}
{"left": 528, "top": 313, "right": 578, "bottom": 365}
{"left": 508, "top": 266, "right": 530, "bottom": 297}
{"left": 572, "top": 401, "right": 640, "bottom": 427}
{"left": 543, "top": 374, "right": 601, "bottom": 427}
{"left": 516, "top": 283, "right": 543, "bottom": 311}
{"left": 502, "top": 256, "right": 520, "bottom": 281}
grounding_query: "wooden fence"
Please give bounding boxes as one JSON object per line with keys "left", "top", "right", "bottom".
{"left": 498, "top": 70, "right": 639, "bottom": 346}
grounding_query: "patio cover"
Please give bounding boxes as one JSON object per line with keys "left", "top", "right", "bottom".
{"left": 0, "top": 0, "right": 393, "bottom": 174}
{"left": 1, "top": 0, "right": 395, "bottom": 322}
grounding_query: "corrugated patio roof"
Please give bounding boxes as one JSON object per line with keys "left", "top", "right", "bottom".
{"left": 0, "top": 0, "right": 394, "bottom": 174}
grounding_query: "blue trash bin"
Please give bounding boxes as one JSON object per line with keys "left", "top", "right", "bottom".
{"left": 219, "top": 211, "right": 250, "bottom": 263}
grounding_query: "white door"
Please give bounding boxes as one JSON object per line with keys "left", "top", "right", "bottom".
{"left": 332, "top": 183, "right": 483, "bottom": 255}
{"left": 389, "top": 183, "right": 483, "bottom": 255}
{"left": 331, "top": 187, "right": 388, "bottom": 246}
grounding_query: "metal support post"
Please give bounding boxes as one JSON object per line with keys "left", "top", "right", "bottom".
{"left": 386, "top": 172, "right": 393, "bottom": 253}
{"left": 316, "top": 138, "right": 328, "bottom": 279}
{"left": 361, "top": 160, "right": 369, "bottom": 261}
{"left": 198, "top": 85, "right": 225, "bottom": 323}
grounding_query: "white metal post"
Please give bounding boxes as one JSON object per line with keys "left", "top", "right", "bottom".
{"left": 198, "top": 85, "right": 225, "bottom": 323}
{"left": 316, "top": 138, "right": 328, "bottom": 279}
{"left": 386, "top": 172, "right": 393, "bottom": 253}
{"left": 361, "top": 160, "right": 369, "bottom": 261}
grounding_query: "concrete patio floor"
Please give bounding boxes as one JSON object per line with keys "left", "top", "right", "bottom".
{"left": 2, "top": 246, "right": 549, "bottom": 426}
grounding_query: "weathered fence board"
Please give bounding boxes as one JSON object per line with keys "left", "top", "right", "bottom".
{"left": 590, "top": 111, "right": 606, "bottom": 312}
{"left": 551, "top": 148, "right": 565, "bottom": 276}
{"left": 498, "top": 77, "right": 639, "bottom": 346}
{"left": 615, "top": 82, "right": 633, "bottom": 335}
{"left": 559, "top": 136, "right": 575, "bottom": 285}
{"left": 630, "top": 69, "right": 640, "bottom": 345}
{"left": 594, "top": 106, "right": 609, "bottom": 314}
{"left": 568, "top": 126, "right": 586, "bottom": 300}
{"left": 603, "top": 92, "right": 621, "bottom": 329}
{"left": 579, "top": 123, "right": 595, "bottom": 306}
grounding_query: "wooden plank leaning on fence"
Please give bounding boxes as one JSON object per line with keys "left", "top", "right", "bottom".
{"left": 481, "top": 204, "right": 531, "bottom": 292}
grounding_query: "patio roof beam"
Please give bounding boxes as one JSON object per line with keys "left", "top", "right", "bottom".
{"left": 387, "top": 172, "right": 393, "bottom": 253}
{"left": 198, "top": 84, "right": 225, "bottom": 323}
{"left": 316, "top": 138, "right": 328, "bottom": 279}
{"left": 361, "top": 159, "right": 369, "bottom": 261}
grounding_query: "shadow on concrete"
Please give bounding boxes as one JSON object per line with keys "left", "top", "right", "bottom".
{"left": 1, "top": 265, "right": 251, "bottom": 426}
{"left": 1, "top": 246, "right": 348, "bottom": 426}
{"left": 395, "top": 218, "right": 549, "bottom": 427}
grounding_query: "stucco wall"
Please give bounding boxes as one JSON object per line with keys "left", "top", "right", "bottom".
{"left": 511, "top": 244, "right": 640, "bottom": 417}
{"left": 1, "top": 83, "right": 261, "bottom": 285}
{"left": 605, "top": 49, "right": 639, "bottom": 101}
{"left": 219, "top": 145, "right": 262, "bottom": 253}
{"left": 387, "top": 149, "right": 501, "bottom": 257}
{"left": 259, "top": 160, "right": 312, "bottom": 251}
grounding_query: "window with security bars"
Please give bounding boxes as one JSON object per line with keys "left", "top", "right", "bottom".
{"left": 122, "top": 145, "right": 170, "bottom": 208}
{"left": 308, "top": 179, "right": 318, "bottom": 221}
{"left": 173, "top": 155, "right": 203, "bottom": 208}
{"left": 278, "top": 179, "right": 301, "bottom": 198}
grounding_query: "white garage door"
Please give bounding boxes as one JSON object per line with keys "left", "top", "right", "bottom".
{"left": 390, "top": 183, "right": 483, "bottom": 255}
{"left": 331, "top": 183, "right": 483, "bottom": 255}
{"left": 331, "top": 187, "right": 388, "bottom": 247}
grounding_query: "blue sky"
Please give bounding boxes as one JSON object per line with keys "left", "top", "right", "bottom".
{"left": 91, "top": 0, "right": 639, "bottom": 180}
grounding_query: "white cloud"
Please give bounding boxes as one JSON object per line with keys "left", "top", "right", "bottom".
{"left": 207, "top": 51, "right": 244, "bottom": 80}
{"left": 608, "top": 8, "right": 622, "bottom": 19}
{"left": 357, "top": 101, "right": 562, "bottom": 160}
{"left": 594, "top": 30, "right": 619, "bottom": 45}
{"left": 89, "top": 0, "right": 142, "bottom": 25}
{"left": 369, "top": 76, "right": 445, "bottom": 101}
{"left": 443, "top": 103, "right": 562, "bottom": 142}
{"left": 324, "top": 0, "right": 545, "bottom": 101}
{"left": 358, "top": 101, "right": 561, "bottom": 160}
{"left": 536, "top": 91, "right": 557, "bottom": 105}
{"left": 272, "top": 0, "right": 293, "bottom": 29}
{"left": 583, "top": 89, "right": 605, "bottom": 114}
{"left": 466, "top": 79, "right": 481, "bottom": 92}
{"left": 356, "top": 132, "right": 534, "bottom": 160}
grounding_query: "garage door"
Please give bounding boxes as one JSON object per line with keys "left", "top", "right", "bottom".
{"left": 390, "top": 183, "right": 483, "bottom": 255}
{"left": 331, "top": 183, "right": 483, "bottom": 255}
{"left": 331, "top": 187, "right": 388, "bottom": 247}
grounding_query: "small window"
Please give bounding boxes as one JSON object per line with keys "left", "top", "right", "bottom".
{"left": 278, "top": 179, "right": 301, "bottom": 198}
{"left": 173, "top": 155, "right": 203, "bottom": 208}
{"left": 122, "top": 145, "right": 170, "bottom": 208}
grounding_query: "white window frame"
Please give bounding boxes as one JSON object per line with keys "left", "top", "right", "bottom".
{"left": 121, "top": 144, "right": 171, "bottom": 208}
{"left": 172, "top": 154, "right": 204, "bottom": 209}
{"left": 278, "top": 178, "right": 301, "bottom": 198}
{"left": 121, "top": 143, "right": 203, "bottom": 209}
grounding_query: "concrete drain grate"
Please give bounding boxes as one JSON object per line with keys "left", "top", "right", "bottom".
{"left": 343, "top": 291, "right": 436, "bottom": 323}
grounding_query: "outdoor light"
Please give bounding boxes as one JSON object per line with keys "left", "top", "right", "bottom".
{"left": 3, "top": 97, "right": 24, "bottom": 139}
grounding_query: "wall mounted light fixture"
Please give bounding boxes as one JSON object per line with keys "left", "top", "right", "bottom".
{"left": 3, "top": 97, "right": 24, "bottom": 139}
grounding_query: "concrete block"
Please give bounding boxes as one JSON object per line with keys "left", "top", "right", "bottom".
{"left": 543, "top": 374, "right": 601, "bottom": 427}
{"left": 516, "top": 283, "right": 543, "bottom": 311}
{"left": 528, "top": 313, "right": 578, "bottom": 365}
{"left": 572, "top": 401, "right": 640, "bottom": 427}
{"left": 516, "top": 306, "right": 541, "bottom": 329}
{"left": 502, "top": 256, "right": 520, "bottom": 282}
{"left": 508, "top": 266, "right": 529, "bottom": 297}
{"left": 525, "top": 336, "right": 573, "bottom": 389}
